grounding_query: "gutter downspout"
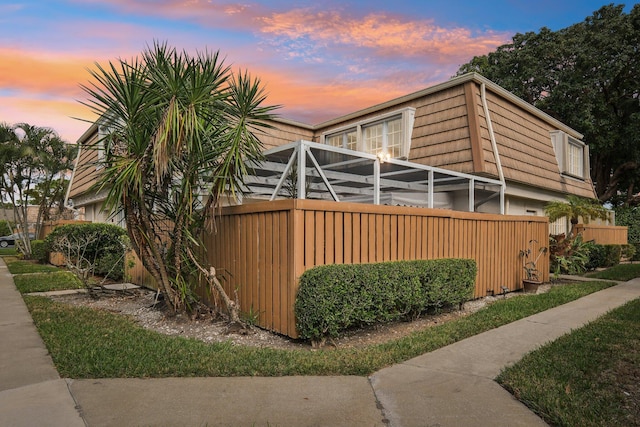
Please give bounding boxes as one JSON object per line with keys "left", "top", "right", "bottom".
{"left": 481, "top": 83, "right": 506, "bottom": 214}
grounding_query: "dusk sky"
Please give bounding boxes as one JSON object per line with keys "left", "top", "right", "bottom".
{"left": 1, "top": 1, "right": 635, "bottom": 143}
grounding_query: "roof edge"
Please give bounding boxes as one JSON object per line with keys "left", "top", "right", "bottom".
{"left": 306, "top": 73, "right": 584, "bottom": 139}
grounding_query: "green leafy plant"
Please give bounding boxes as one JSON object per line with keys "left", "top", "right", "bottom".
{"left": 294, "top": 259, "right": 477, "bottom": 344}
{"left": 544, "top": 196, "right": 610, "bottom": 239}
{"left": 549, "top": 234, "right": 591, "bottom": 276}
{"left": 585, "top": 244, "right": 622, "bottom": 270}
{"left": 241, "top": 305, "right": 261, "bottom": 327}
{"left": 519, "top": 240, "right": 548, "bottom": 281}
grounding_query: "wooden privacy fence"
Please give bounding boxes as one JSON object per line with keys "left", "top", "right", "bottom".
{"left": 575, "top": 224, "right": 628, "bottom": 245}
{"left": 205, "top": 199, "right": 549, "bottom": 338}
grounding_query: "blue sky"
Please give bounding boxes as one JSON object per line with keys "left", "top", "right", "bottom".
{"left": 0, "top": 1, "right": 635, "bottom": 142}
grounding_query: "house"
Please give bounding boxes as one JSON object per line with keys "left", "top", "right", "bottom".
{"left": 66, "top": 73, "right": 619, "bottom": 337}
{"left": 67, "top": 72, "right": 597, "bottom": 229}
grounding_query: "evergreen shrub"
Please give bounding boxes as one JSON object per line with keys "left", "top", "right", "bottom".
{"left": 294, "top": 259, "right": 477, "bottom": 342}
{"left": 45, "top": 223, "right": 128, "bottom": 280}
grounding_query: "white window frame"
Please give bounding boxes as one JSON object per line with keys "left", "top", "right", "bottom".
{"left": 566, "top": 137, "right": 584, "bottom": 178}
{"left": 550, "top": 130, "right": 589, "bottom": 180}
{"left": 96, "top": 125, "right": 109, "bottom": 170}
{"left": 321, "top": 107, "right": 416, "bottom": 159}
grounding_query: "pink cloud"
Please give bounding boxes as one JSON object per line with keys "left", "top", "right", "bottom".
{"left": 2, "top": 2, "right": 509, "bottom": 142}
{"left": 69, "top": 2, "right": 509, "bottom": 64}
{"left": 259, "top": 9, "right": 510, "bottom": 63}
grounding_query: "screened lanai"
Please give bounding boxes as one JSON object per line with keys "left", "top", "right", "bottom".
{"left": 241, "top": 140, "right": 505, "bottom": 214}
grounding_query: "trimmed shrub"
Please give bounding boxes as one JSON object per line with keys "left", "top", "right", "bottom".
{"left": 45, "top": 223, "right": 129, "bottom": 281}
{"left": 294, "top": 259, "right": 477, "bottom": 342}
{"left": 30, "top": 240, "right": 48, "bottom": 264}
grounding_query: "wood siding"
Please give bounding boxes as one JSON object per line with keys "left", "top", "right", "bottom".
{"left": 259, "top": 120, "right": 315, "bottom": 150}
{"left": 482, "top": 88, "right": 596, "bottom": 198}
{"left": 576, "top": 224, "right": 628, "bottom": 245}
{"left": 68, "top": 133, "right": 99, "bottom": 199}
{"left": 409, "top": 86, "right": 475, "bottom": 173}
{"left": 203, "top": 199, "right": 549, "bottom": 338}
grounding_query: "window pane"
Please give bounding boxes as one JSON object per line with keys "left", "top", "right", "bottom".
{"left": 327, "top": 134, "right": 343, "bottom": 148}
{"left": 568, "top": 143, "right": 583, "bottom": 177}
{"left": 364, "top": 123, "right": 383, "bottom": 154}
{"left": 346, "top": 131, "right": 358, "bottom": 151}
{"left": 386, "top": 118, "right": 402, "bottom": 158}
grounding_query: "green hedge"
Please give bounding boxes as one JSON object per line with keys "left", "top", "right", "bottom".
{"left": 585, "top": 244, "right": 620, "bottom": 270}
{"left": 30, "top": 240, "right": 48, "bottom": 264}
{"left": 294, "top": 259, "right": 477, "bottom": 342}
{"left": 44, "top": 223, "right": 129, "bottom": 281}
{"left": 614, "top": 207, "right": 640, "bottom": 261}
{"left": 0, "top": 220, "right": 12, "bottom": 236}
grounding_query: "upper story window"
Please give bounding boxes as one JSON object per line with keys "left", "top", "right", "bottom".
{"left": 321, "top": 107, "right": 415, "bottom": 159}
{"left": 327, "top": 130, "right": 357, "bottom": 151}
{"left": 567, "top": 139, "right": 584, "bottom": 177}
{"left": 96, "top": 125, "right": 109, "bottom": 169}
{"left": 550, "top": 130, "right": 589, "bottom": 180}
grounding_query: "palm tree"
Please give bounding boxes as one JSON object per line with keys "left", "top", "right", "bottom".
{"left": 544, "top": 195, "right": 610, "bottom": 238}
{"left": 0, "top": 123, "right": 74, "bottom": 257}
{"left": 80, "top": 42, "right": 278, "bottom": 317}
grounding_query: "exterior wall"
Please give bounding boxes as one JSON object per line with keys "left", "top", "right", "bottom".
{"left": 259, "top": 119, "right": 314, "bottom": 150}
{"left": 505, "top": 196, "right": 547, "bottom": 217}
{"left": 203, "top": 199, "right": 549, "bottom": 338}
{"left": 408, "top": 85, "right": 475, "bottom": 173}
{"left": 482, "top": 89, "right": 596, "bottom": 199}
{"left": 68, "top": 130, "right": 99, "bottom": 200}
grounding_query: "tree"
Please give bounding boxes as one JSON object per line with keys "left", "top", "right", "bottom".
{"left": 457, "top": 4, "right": 640, "bottom": 204}
{"left": 544, "top": 195, "right": 609, "bottom": 239}
{"left": 26, "top": 178, "right": 70, "bottom": 221}
{"left": 80, "top": 42, "right": 278, "bottom": 318}
{"left": 0, "top": 123, "right": 76, "bottom": 257}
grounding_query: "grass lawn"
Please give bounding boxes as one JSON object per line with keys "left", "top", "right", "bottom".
{"left": 13, "top": 271, "right": 82, "bottom": 293}
{"left": 24, "top": 281, "right": 614, "bottom": 378}
{"left": 0, "top": 248, "right": 17, "bottom": 256}
{"left": 497, "top": 298, "right": 640, "bottom": 427}
{"left": 2, "top": 255, "right": 83, "bottom": 293}
{"left": 586, "top": 263, "right": 640, "bottom": 281}
{"left": 3, "top": 256, "right": 61, "bottom": 275}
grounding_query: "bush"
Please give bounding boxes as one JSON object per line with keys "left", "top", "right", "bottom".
{"left": 585, "top": 244, "right": 622, "bottom": 270}
{"left": 45, "top": 223, "right": 129, "bottom": 281}
{"left": 294, "top": 259, "right": 477, "bottom": 342}
{"left": 30, "top": 240, "right": 48, "bottom": 264}
{"left": 621, "top": 244, "right": 636, "bottom": 261}
{"left": 549, "top": 234, "right": 591, "bottom": 275}
{"left": 0, "top": 220, "right": 12, "bottom": 236}
{"left": 614, "top": 206, "right": 640, "bottom": 261}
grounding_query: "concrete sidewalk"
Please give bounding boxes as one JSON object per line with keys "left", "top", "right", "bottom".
{"left": 1, "top": 255, "right": 639, "bottom": 427}
{"left": 0, "top": 259, "right": 85, "bottom": 427}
